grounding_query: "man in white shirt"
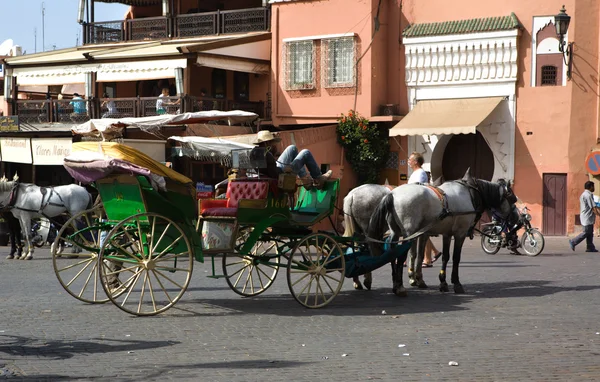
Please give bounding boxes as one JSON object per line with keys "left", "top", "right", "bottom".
{"left": 569, "top": 181, "right": 600, "bottom": 252}
{"left": 407, "top": 152, "right": 442, "bottom": 266}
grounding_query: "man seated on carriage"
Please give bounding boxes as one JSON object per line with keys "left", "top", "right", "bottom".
{"left": 252, "top": 131, "right": 332, "bottom": 189}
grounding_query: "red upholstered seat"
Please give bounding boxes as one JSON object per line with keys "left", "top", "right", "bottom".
{"left": 200, "top": 180, "right": 269, "bottom": 217}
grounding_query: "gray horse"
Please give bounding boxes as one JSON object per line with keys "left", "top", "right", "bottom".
{"left": 0, "top": 175, "right": 92, "bottom": 260}
{"left": 368, "top": 170, "right": 517, "bottom": 296}
{"left": 342, "top": 184, "right": 392, "bottom": 290}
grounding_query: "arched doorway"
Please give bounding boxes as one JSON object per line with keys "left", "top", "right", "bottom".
{"left": 442, "top": 131, "right": 494, "bottom": 181}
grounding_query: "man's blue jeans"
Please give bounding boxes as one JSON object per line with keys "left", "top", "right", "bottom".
{"left": 572, "top": 224, "right": 596, "bottom": 250}
{"left": 276, "top": 145, "right": 321, "bottom": 178}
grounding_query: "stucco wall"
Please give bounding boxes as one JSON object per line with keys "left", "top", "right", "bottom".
{"left": 400, "top": 0, "right": 599, "bottom": 233}
{"left": 270, "top": 0, "right": 379, "bottom": 126}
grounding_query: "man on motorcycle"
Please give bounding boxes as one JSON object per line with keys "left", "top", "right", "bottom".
{"left": 491, "top": 179, "right": 522, "bottom": 252}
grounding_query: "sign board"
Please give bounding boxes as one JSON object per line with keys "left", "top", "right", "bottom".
{"left": 196, "top": 182, "right": 214, "bottom": 199}
{"left": 0, "top": 137, "right": 31, "bottom": 163}
{"left": 0, "top": 116, "right": 19, "bottom": 131}
{"left": 585, "top": 151, "right": 600, "bottom": 175}
{"left": 31, "top": 138, "right": 72, "bottom": 165}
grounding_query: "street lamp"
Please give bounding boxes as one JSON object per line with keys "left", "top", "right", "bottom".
{"left": 554, "top": 5, "right": 574, "bottom": 80}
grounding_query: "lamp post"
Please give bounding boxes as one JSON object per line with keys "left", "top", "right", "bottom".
{"left": 554, "top": 5, "right": 574, "bottom": 80}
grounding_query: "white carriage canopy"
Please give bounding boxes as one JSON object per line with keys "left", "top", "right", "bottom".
{"left": 72, "top": 111, "right": 259, "bottom": 140}
{"left": 169, "top": 136, "right": 255, "bottom": 166}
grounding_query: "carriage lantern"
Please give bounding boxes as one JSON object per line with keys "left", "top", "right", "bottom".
{"left": 554, "top": 5, "right": 574, "bottom": 80}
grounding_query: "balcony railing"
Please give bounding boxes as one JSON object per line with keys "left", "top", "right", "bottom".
{"left": 84, "top": 7, "right": 270, "bottom": 44}
{"left": 15, "top": 96, "right": 267, "bottom": 125}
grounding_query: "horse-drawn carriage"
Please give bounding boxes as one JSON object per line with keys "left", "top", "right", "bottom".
{"left": 52, "top": 136, "right": 411, "bottom": 316}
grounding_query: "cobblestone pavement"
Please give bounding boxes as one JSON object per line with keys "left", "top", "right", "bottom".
{"left": 1, "top": 236, "right": 600, "bottom": 381}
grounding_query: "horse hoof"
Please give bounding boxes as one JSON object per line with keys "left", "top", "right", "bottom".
{"left": 364, "top": 280, "right": 372, "bottom": 291}
{"left": 6, "top": 254, "right": 14, "bottom": 260}
{"left": 418, "top": 281, "right": 428, "bottom": 289}
{"left": 454, "top": 284, "right": 465, "bottom": 294}
{"left": 409, "top": 279, "right": 418, "bottom": 287}
{"left": 439, "top": 283, "right": 449, "bottom": 293}
{"left": 353, "top": 282, "right": 363, "bottom": 290}
{"left": 394, "top": 287, "right": 408, "bottom": 297}
{"left": 24, "top": 255, "right": 33, "bottom": 261}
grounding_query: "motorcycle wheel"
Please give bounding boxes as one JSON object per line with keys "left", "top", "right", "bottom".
{"left": 481, "top": 227, "right": 501, "bottom": 255}
{"left": 32, "top": 235, "right": 45, "bottom": 248}
{"left": 520, "top": 229, "right": 545, "bottom": 257}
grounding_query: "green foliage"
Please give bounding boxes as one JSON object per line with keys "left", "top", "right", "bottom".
{"left": 336, "top": 110, "right": 389, "bottom": 184}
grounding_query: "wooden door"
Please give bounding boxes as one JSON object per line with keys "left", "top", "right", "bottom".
{"left": 543, "top": 173, "right": 566, "bottom": 236}
{"left": 442, "top": 131, "right": 494, "bottom": 181}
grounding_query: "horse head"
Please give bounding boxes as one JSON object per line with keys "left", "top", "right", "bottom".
{"left": 476, "top": 178, "right": 518, "bottom": 222}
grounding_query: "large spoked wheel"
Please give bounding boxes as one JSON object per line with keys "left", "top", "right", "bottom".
{"left": 223, "top": 228, "right": 280, "bottom": 297}
{"left": 52, "top": 204, "right": 111, "bottom": 304}
{"left": 287, "top": 233, "right": 345, "bottom": 308}
{"left": 520, "top": 228, "right": 545, "bottom": 257}
{"left": 480, "top": 227, "right": 501, "bottom": 255}
{"left": 98, "top": 212, "right": 194, "bottom": 316}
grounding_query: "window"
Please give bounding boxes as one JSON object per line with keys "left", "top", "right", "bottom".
{"left": 541, "top": 65, "right": 557, "bottom": 86}
{"left": 233, "top": 72, "right": 249, "bottom": 102}
{"left": 283, "top": 40, "right": 315, "bottom": 90}
{"left": 322, "top": 37, "right": 355, "bottom": 87}
{"left": 211, "top": 69, "right": 227, "bottom": 99}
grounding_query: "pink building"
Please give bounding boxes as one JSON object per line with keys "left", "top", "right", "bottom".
{"left": 270, "top": 0, "right": 600, "bottom": 235}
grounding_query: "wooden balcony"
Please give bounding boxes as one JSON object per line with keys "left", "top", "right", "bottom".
{"left": 83, "top": 7, "right": 270, "bottom": 44}
{"left": 15, "top": 96, "right": 267, "bottom": 125}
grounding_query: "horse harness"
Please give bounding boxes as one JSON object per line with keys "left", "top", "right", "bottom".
{"left": 4, "top": 182, "right": 67, "bottom": 215}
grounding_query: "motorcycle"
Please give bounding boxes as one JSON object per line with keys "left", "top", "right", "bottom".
{"left": 31, "top": 217, "right": 64, "bottom": 254}
{"left": 480, "top": 206, "right": 545, "bottom": 256}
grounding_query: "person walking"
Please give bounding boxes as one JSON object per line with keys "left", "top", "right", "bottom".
{"left": 569, "top": 181, "right": 600, "bottom": 252}
{"left": 407, "top": 152, "right": 442, "bottom": 267}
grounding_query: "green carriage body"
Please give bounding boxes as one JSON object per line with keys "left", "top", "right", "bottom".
{"left": 96, "top": 174, "right": 203, "bottom": 262}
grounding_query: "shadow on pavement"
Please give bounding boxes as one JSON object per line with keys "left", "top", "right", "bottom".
{"left": 0, "top": 335, "right": 179, "bottom": 360}
{"left": 170, "top": 279, "right": 600, "bottom": 318}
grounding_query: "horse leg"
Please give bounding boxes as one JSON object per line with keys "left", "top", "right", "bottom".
{"left": 415, "top": 236, "right": 428, "bottom": 289}
{"left": 353, "top": 275, "right": 363, "bottom": 290}
{"left": 451, "top": 236, "right": 466, "bottom": 294}
{"left": 393, "top": 241, "right": 407, "bottom": 297}
{"left": 363, "top": 272, "right": 372, "bottom": 290}
{"left": 438, "top": 235, "right": 452, "bottom": 292}
{"left": 408, "top": 242, "right": 418, "bottom": 286}
{"left": 6, "top": 230, "right": 16, "bottom": 259}
{"left": 19, "top": 217, "right": 33, "bottom": 260}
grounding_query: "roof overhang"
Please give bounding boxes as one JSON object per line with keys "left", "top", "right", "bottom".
{"left": 389, "top": 97, "right": 505, "bottom": 136}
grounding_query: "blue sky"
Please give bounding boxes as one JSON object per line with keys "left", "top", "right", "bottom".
{"left": 0, "top": 0, "right": 130, "bottom": 54}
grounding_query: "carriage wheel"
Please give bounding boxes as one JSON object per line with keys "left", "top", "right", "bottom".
{"left": 52, "top": 204, "right": 111, "bottom": 304}
{"left": 98, "top": 212, "right": 193, "bottom": 316}
{"left": 223, "top": 228, "right": 280, "bottom": 297}
{"left": 286, "top": 233, "right": 345, "bottom": 308}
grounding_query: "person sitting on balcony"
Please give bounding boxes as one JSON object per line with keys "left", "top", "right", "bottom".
{"left": 156, "top": 88, "right": 180, "bottom": 115}
{"left": 101, "top": 93, "right": 118, "bottom": 118}
{"left": 69, "top": 93, "right": 87, "bottom": 115}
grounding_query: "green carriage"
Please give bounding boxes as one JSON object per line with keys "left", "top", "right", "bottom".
{"left": 52, "top": 139, "right": 355, "bottom": 315}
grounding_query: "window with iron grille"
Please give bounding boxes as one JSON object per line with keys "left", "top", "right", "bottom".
{"left": 541, "top": 65, "right": 558, "bottom": 86}
{"left": 282, "top": 40, "right": 315, "bottom": 90}
{"left": 322, "top": 37, "right": 355, "bottom": 88}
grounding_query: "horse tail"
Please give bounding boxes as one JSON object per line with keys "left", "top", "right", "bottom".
{"left": 342, "top": 194, "right": 356, "bottom": 237}
{"left": 367, "top": 193, "right": 395, "bottom": 256}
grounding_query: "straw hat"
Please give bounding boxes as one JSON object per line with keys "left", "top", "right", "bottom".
{"left": 252, "top": 130, "right": 281, "bottom": 144}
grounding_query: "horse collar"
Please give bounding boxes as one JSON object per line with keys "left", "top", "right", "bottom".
{"left": 7, "top": 182, "right": 19, "bottom": 208}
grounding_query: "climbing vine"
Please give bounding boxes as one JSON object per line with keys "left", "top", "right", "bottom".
{"left": 336, "top": 110, "right": 389, "bottom": 184}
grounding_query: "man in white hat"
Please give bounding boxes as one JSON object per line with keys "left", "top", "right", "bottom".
{"left": 253, "top": 130, "right": 332, "bottom": 189}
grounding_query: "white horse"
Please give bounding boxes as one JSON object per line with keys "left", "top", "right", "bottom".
{"left": 368, "top": 170, "right": 517, "bottom": 296}
{"left": 0, "top": 175, "right": 92, "bottom": 260}
{"left": 342, "top": 184, "right": 393, "bottom": 290}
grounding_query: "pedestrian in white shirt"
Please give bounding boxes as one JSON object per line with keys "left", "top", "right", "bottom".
{"left": 408, "top": 152, "right": 442, "bottom": 266}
